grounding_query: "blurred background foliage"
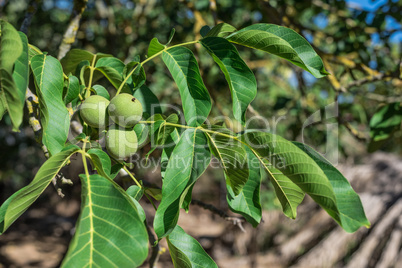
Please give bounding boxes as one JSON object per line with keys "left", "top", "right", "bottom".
{"left": 0, "top": 0, "right": 401, "bottom": 203}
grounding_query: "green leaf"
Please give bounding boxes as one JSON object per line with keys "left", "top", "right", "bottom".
{"left": 0, "top": 69, "right": 24, "bottom": 131}
{"left": 162, "top": 47, "right": 211, "bottom": 126}
{"left": 0, "top": 145, "right": 79, "bottom": 234}
{"left": 133, "top": 84, "right": 162, "bottom": 116}
{"left": 95, "top": 57, "right": 125, "bottom": 73}
{"left": 226, "top": 24, "right": 329, "bottom": 78}
{"left": 293, "top": 142, "right": 370, "bottom": 232}
{"left": 0, "top": 20, "right": 23, "bottom": 73}
{"left": 205, "top": 22, "right": 237, "bottom": 38}
{"left": 226, "top": 146, "right": 262, "bottom": 227}
{"left": 161, "top": 129, "right": 181, "bottom": 178}
{"left": 61, "top": 174, "right": 148, "bottom": 267}
{"left": 123, "top": 62, "right": 146, "bottom": 90}
{"left": 242, "top": 131, "right": 341, "bottom": 224}
{"left": 12, "top": 32, "right": 29, "bottom": 105}
{"left": 126, "top": 185, "right": 144, "bottom": 201}
{"left": 200, "top": 25, "right": 211, "bottom": 37}
{"left": 60, "top": 49, "right": 111, "bottom": 75}
{"left": 166, "top": 28, "right": 176, "bottom": 45}
{"left": 369, "top": 102, "right": 402, "bottom": 142}
{"left": 154, "top": 129, "right": 211, "bottom": 239}
{"left": 148, "top": 37, "right": 166, "bottom": 58}
{"left": 87, "top": 149, "right": 112, "bottom": 178}
{"left": 204, "top": 126, "right": 249, "bottom": 195}
{"left": 31, "top": 54, "right": 70, "bottom": 156}
{"left": 92, "top": 85, "right": 110, "bottom": 100}
{"left": 64, "top": 75, "right": 80, "bottom": 104}
{"left": 0, "top": 100, "right": 6, "bottom": 120}
{"left": 134, "top": 123, "right": 150, "bottom": 149}
{"left": 167, "top": 225, "right": 218, "bottom": 268}
{"left": 151, "top": 113, "right": 179, "bottom": 147}
{"left": 28, "top": 44, "right": 42, "bottom": 61}
{"left": 200, "top": 37, "right": 257, "bottom": 124}
{"left": 95, "top": 58, "right": 131, "bottom": 93}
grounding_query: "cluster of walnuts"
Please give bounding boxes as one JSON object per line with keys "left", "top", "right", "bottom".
{"left": 80, "top": 93, "right": 143, "bottom": 160}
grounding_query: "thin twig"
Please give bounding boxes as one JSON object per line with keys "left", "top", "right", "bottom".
{"left": 20, "top": 0, "right": 40, "bottom": 34}
{"left": 57, "top": 0, "right": 88, "bottom": 60}
{"left": 146, "top": 225, "right": 161, "bottom": 268}
{"left": 191, "top": 199, "right": 246, "bottom": 232}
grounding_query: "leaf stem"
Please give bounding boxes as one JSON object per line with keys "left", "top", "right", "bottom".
{"left": 85, "top": 55, "right": 97, "bottom": 99}
{"left": 115, "top": 40, "right": 199, "bottom": 95}
{"left": 123, "top": 165, "right": 142, "bottom": 188}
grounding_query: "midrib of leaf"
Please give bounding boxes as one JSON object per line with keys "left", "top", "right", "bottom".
{"left": 84, "top": 172, "right": 95, "bottom": 267}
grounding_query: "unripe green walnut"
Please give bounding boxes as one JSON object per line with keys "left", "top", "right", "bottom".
{"left": 80, "top": 95, "right": 110, "bottom": 128}
{"left": 108, "top": 93, "right": 143, "bottom": 128}
{"left": 106, "top": 126, "right": 138, "bottom": 160}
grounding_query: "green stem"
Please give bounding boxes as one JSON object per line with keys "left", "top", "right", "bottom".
{"left": 85, "top": 55, "right": 97, "bottom": 98}
{"left": 115, "top": 40, "right": 199, "bottom": 95}
{"left": 123, "top": 165, "right": 142, "bottom": 188}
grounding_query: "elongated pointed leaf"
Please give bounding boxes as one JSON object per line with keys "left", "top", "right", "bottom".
{"left": 0, "top": 69, "right": 23, "bottom": 131}
{"left": 148, "top": 37, "right": 166, "bottom": 57}
{"left": 154, "top": 129, "right": 211, "bottom": 239}
{"left": 242, "top": 131, "right": 341, "bottom": 225}
{"left": 162, "top": 47, "right": 211, "bottom": 126}
{"left": 293, "top": 142, "right": 370, "bottom": 232}
{"left": 206, "top": 23, "right": 237, "bottom": 38}
{"left": 262, "top": 160, "right": 304, "bottom": 219}
{"left": 12, "top": 32, "right": 29, "bottom": 105}
{"left": 226, "top": 146, "right": 262, "bottom": 227}
{"left": 227, "top": 24, "right": 329, "bottom": 78}
{"left": 0, "top": 20, "right": 23, "bottom": 73}
{"left": 167, "top": 225, "right": 218, "bottom": 268}
{"left": 31, "top": 54, "right": 70, "bottom": 155}
{"left": 200, "top": 37, "right": 257, "bottom": 124}
{"left": 0, "top": 145, "right": 79, "bottom": 234}
{"left": 64, "top": 75, "right": 80, "bottom": 104}
{"left": 62, "top": 174, "right": 148, "bottom": 267}
{"left": 204, "top": 126, "right": 249, "bottom": 195}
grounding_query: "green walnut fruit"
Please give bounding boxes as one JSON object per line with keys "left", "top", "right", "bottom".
{"left": 80, "top": 95, "right": 110, "bottom": 128}
{"left": 108, "top": 93, "right": 143, "bottom": 128}
{"left": 106, "top": 125, "right": 138, "bottom": 160}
